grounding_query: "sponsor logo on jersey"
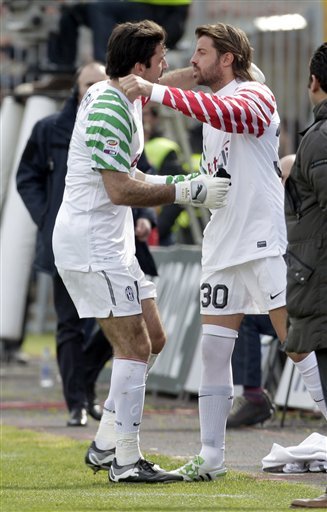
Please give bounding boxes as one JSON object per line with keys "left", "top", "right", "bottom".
{"left": 257, "top": 240, "right": 267, "bottom": 248}
{"left": 125, "top": 286, "right": 135, "bottom": 301}
{"left": 104, "top": 138, "right": 119, "bottom": 155}
{"left": 208, "top": 140, "right": 231, "bottom": 176}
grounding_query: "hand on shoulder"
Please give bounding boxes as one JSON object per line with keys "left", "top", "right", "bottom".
{"left": 119, "top": 75, "right": 153, "bottom": 101}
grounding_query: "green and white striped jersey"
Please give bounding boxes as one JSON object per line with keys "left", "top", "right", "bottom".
{"left": 53, "top": 80, "right": 144, "bottom": 272}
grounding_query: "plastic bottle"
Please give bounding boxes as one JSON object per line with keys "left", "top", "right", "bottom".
{"left": 40, "top": 346, "right": 54, "bottom": 388}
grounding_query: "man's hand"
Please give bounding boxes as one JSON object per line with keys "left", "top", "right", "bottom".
{"left": 119, "top": 75, "right": 153, "bottom": 101}
{"left": 174, "top": 175, "right": 230, "bottom": 209}
{"left": 135, "top": 217, "right": 152, "bottom": 242}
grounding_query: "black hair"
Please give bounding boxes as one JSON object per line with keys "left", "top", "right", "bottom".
{"left": 105, "top": 20, "right": 166, "bottom": 79}
{"left": 309, "top": 42, "right": 327, "bottom": 93}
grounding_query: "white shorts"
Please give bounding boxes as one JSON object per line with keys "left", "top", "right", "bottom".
{"left": 57, "top": 258, "right": 156, "bottom": 318}
{"left": 200, "top": 255, "right": 286, "bottom": 315}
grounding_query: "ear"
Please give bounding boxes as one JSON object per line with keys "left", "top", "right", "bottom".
{"left": 310, "top": 74, "right": 320, "bottom": 93}
{"left": 220, "top": 52, "right": 234, "bottom": 67}
{"left": 134, "top": 62, "right": 146, "bottom": 77}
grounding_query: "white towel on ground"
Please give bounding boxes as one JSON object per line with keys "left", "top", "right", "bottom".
{"left": 262, "top": 432, "right": 327, "bottom": 473}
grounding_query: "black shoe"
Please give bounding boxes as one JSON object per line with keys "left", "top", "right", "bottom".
{"left": 87, "top": 402, "right": 102, "bottom": 421}
{"left": 109, "top": 457, "right": 183, "bottom": 483}
{"left": 67, "top": 408, "right": 88, "bottom": 427}
{"left": 85, "top": 441, "right": 115, "bottom": 473}
{"left": 86, "top": 386, "right": 103, "bottom": 421}
{"left": 226, "top": 391, "right": 275, "bottom": 428}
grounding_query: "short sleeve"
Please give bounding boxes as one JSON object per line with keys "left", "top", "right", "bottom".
{"left": 85, "top": 90, "right": 134, "bottom": 173}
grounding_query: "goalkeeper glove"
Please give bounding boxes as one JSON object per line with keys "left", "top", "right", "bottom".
{"left": 174, "top": 175, "right": 230, "bottom": 209}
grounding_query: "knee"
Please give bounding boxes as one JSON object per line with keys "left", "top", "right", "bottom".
{"left": 287, "top": 351, "right": 310, "bottom": 363}
{"left": 133, "top": 336, "right": 152, "bottom": 361}
{"left": 201, "top": 327, "right": 236, "bottom": 368}
{"left": 150, "top": 328, "right": 166, "bottom": 355}
{"left": 126, "top": 321, "right": 152, "bottom": 361}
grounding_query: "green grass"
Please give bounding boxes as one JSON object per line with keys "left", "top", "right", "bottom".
{"left": 1, "top": 425, "right": 322, "bottom": 512}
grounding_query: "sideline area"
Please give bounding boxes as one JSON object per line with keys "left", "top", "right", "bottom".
{"left": 1, "top": 352, "right": 326, "bottom": 489}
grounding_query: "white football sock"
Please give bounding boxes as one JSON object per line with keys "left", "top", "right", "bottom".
{"left": 94, "top": 359, "right": 117, "bottom": 450}
{"left": 110, "top": 358, "right": 147, "bottom": 465}
{"left": 116, "top": 432, "right": 141, "bottom": 466}
{"left": 198, "top": 324, "right": 237, "bottom": 469}
{"left": 94, "top": 408, "right": 116, "bottom": 450}
{"left": 294, "top": 352, "right": 327, "bottom": 419}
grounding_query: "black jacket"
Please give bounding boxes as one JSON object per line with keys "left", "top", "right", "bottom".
{"left": 16, "top": 93, "right": 158, "bottom": 277}
{"left": 284, "top": 99, "right": 327, "bottom": 352}
{"left": 17, "top": 93, "right": 77, "bottom": 274}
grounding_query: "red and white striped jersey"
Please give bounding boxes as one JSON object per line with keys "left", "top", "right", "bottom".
{"left": 150, "top": 79, "right": 287, "bottom": 271}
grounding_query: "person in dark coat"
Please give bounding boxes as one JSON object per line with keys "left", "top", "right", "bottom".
{"left": 16, "top": 62, "right": 159, "bottom": 426}
{"left": 284, "top": 42, "right": 327, "bottom": 509}
{"left": 284, "top": 43, "right": 327, "bottom": 421}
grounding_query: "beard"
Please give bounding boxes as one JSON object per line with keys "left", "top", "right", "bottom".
{"left": 193, "top": 60, "right": 224, "bottom": 91}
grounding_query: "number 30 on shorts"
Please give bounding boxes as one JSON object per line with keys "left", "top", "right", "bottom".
{"left": 200, "top": 283, "right": 228, "bottom": 309}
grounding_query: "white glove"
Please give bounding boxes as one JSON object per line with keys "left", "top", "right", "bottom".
{"left": 144, "top": 171, "right": 201, "bottom": 185}
{"left": 174, "top": 175, "right": 230, "bottom": 209}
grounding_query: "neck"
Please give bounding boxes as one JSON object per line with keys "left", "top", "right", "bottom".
{"left": 211, "top": 77, "right": 235, "bottom": 93}
{"left": 108, "top": 78, "right": 122, "bottom": 91}
{"left": 313, "top": 92, "right": 327, "bottom": 106}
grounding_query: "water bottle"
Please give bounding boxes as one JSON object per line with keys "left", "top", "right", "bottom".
{"left": 40, "top": 346, "right": 54, "bottom": 388}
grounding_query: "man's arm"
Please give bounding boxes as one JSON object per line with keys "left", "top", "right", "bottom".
{"left": 150, "top": 83, "right": 276, "bottom": 136}
{"left": 120, "top": 76, "right": 276, "bottom": 136}
{"left": 16, "top": 121, "right": 49, "bottom": 227}
{"left": 101, "top": 169, "right": 230, "bottom": 209}
{"left": 102, "top": 170, "right": 174, "bottom": 207}
{"left": 159, "top": 66, "right": 195, "bottom": 90}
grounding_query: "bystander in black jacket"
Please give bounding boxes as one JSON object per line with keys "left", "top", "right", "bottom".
{"left": 17, "top": 93, "right": 77, "bottom": 274}
{"left": 16, "top": 90, "right": 114, "bottom": 425}
{"left": 284, "top": 99, "right": 327, "bottom": 353}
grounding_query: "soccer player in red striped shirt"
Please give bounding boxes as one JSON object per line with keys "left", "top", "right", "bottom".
{"left": 120, "top": 23, "right": 327, "bottom": 481}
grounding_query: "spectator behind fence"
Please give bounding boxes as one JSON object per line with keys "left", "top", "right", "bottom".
{"left": 47, "top": 0, "right": 192, "bottom": 72}
{"left": 16, "top": 62, "right": 113, "bottom": 427}
{"left": 119, "top": 22, "right": 327, "bottom": 481}
{"left": 283, "top": 42, "right": 327, "bottom": 509}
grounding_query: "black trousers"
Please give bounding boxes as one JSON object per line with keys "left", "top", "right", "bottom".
{"left": 232, "top": 315, "right": 277, "bottom": 387}
{"left": 52, "top": 271, "right": 112, "bottom": 411}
